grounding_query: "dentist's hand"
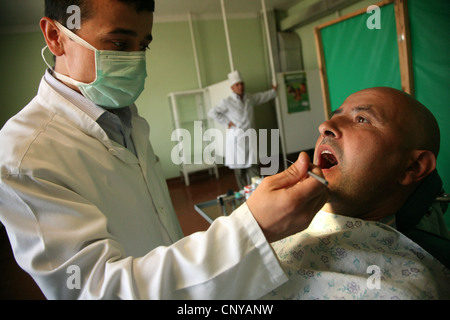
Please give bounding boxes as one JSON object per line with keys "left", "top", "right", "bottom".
{"left": 246, "top": 152, "right": 329, "bottom": 243}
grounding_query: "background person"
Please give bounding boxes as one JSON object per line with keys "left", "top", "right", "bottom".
{"left": 208, "top": 70, "right": 277, "bottom": 189}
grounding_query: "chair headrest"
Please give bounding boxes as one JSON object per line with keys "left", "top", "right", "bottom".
{"left": 396, "top": 170, "right": 443, "bottom": 232}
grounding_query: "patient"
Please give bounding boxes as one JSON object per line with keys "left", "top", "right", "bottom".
{"left": 261, "top": 87, "right": 450, "bottom": 299}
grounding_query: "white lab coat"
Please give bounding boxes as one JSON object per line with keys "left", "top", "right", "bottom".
{"left": 208, "top": 90, "right": 277, "bottom": 169}
{"left": 0, "top": 77, "right": 287, "bottom": 299}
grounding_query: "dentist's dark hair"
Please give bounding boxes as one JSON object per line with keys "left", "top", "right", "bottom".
{"left": 45, "top": 0, "right": 155, "bottom": 29}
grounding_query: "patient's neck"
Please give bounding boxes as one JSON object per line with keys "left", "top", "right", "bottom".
{"left": 321, "top": 198, "right": 405, "bottom": 222}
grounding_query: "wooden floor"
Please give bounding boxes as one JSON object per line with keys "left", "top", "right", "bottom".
{"left": 167, "top": 166, "right": 239, "bottom": 236}
{"left": 0, "top": 166, "right": 238, "bottom": 300}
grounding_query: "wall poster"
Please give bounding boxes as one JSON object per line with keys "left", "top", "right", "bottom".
{"left": 284, "top": 71, "right": 310, "bottom": 113}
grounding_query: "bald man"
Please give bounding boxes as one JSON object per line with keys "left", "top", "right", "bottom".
{"left": 253, "top": 87, "right": 450, "bottom": 299}
{"left": 316, "top": 87, "right": 439, "bottom": 221}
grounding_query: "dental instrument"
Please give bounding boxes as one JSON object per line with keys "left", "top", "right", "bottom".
{"left": 285, "top": 159, "right": 329, "bottom": 186}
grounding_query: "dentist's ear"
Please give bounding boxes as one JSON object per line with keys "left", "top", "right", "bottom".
{"left": 40, "top": 17, "right": 65, "bottom": 57}
{"left": 398, "top": 150, "right": 436, "bottom": 186}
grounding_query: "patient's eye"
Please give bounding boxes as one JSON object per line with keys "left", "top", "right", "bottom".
{"left": 356, "top": 116, "right": 370, "bottom": 124}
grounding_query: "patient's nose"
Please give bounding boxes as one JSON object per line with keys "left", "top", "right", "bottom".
{"left": 319, "top": 119, "right": 341, "bottom": 139}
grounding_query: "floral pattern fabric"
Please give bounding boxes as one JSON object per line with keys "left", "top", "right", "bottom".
{"left": 262, "top": 211, "right": 450, "bottom": 300}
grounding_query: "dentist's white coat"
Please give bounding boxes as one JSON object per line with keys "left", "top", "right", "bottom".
{"left": 0, "top": 77, "right": 286, "bottom": 299}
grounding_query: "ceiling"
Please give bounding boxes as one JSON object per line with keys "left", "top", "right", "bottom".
{"left": 156, "top": 0, "right": 296, "bottom": 16}
{"left": 0, "top": 0, "right": 298, "bottom": 33}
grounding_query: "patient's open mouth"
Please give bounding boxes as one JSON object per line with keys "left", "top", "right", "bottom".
{"left": 319, "top": 150, "right": 338, "bottom": 169}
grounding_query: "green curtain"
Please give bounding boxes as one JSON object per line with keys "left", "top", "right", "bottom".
{"left": 321, "top": 3, "right": 401, "bottom": 111}
{"left": 409, "top": 0, "right": 450, "bottom": 227}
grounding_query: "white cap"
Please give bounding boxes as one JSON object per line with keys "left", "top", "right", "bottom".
{"left": 228, "top": 70, "right": 244, "bottom": 86}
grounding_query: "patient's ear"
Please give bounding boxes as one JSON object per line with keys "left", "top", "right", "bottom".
{"left": 398, "top": 150, "right": 436, "bottom": 186}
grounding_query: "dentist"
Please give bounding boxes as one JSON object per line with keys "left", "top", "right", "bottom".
{"left": 0, "top": 0, "right": 327, "bottom": 299}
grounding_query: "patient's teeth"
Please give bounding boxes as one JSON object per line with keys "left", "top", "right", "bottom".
{"left": 320, "top": 149, "right": 338, "bottom": 168}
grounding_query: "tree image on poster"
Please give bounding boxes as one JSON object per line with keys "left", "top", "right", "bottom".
{"left": 284, "top": 72, "right": 310, "bottom": 113}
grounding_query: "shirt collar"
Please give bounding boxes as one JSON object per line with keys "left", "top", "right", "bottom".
{"left": 44, "top": 68, "right": 106, "bottom": 121}
{"left": 231, "top": 92, "right": 246, "bottom": 102}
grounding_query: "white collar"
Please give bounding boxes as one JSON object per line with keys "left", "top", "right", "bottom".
{"left": 231, "top": 92, "right": 246, "bottom": 102}
{"left": 44, "top": 68, "right": 106, "bottom": 121}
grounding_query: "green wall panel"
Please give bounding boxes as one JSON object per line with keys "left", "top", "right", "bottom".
{"left": 321, "top": 3, "right": 401, "bottom": 111}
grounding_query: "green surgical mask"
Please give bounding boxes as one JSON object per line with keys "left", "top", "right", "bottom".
{"left": 42, "top": 21, "right": 147, "bottom": 109}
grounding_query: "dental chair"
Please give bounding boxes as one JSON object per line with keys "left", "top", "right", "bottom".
{"left": 396, "top": 170, "right": 450, "bottom": 269}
